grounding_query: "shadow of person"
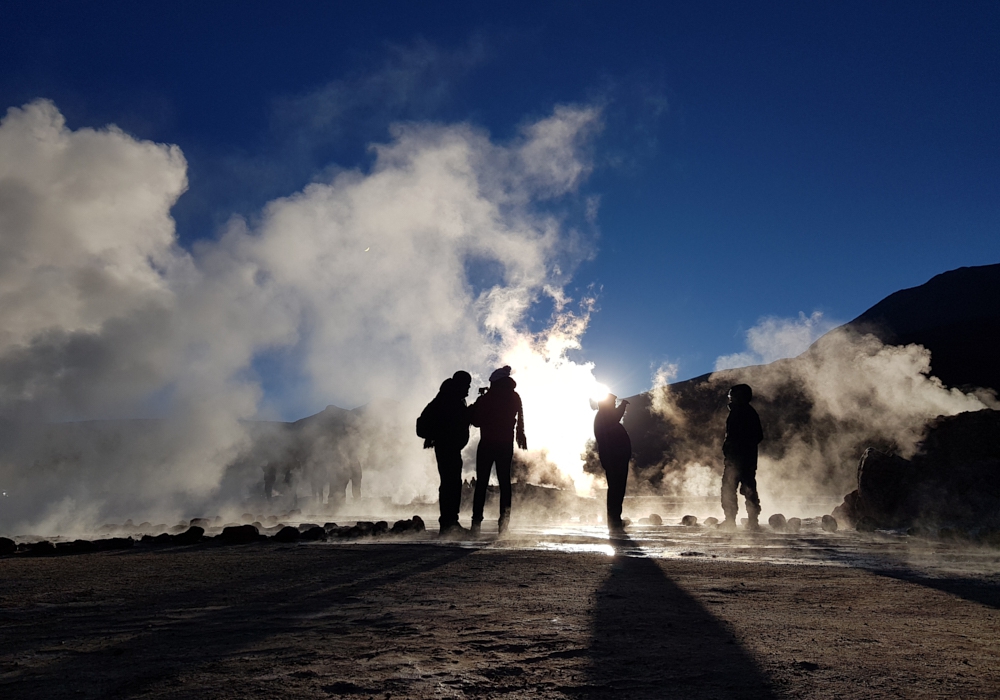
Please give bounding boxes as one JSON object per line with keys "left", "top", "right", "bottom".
{"left": 587, "top": 534, "right": 776, "bottom": 698}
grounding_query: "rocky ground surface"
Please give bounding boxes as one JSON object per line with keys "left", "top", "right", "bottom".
{"left": 1, "top": 527, "right": 999, "bottom": 699}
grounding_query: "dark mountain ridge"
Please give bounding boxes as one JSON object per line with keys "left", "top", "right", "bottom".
{"left": 618, "top": 263, "right": 1000, "bottom": 491}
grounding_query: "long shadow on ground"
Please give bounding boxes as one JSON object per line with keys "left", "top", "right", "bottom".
{"left": 586, "top": 535, "right": 777, "bottom": 699}
{"left": 0, "top": 543, "right": 474, "bottom": 699}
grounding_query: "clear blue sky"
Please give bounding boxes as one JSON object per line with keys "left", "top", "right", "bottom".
{"left": 3, "top": 1, "right": 998, "bottom": 409}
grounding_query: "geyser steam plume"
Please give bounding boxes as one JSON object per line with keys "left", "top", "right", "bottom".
{"left": 0, "top": 99, "right": 609, "bottom": 533}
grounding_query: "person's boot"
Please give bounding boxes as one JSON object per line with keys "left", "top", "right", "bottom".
{"left": 469, "top": 521, "right": 481, "bottom": 538}
{"left": 498, "top": 511, "right": 510, "bottom": 535}
{"left": 439, "top": 522, "right": 469, "bottom": 540}
{"left": 746, "top": 517, "right": 760, "bottom": 531}
{"left": 719, "top": 517, "right": 737, "bottom": 531}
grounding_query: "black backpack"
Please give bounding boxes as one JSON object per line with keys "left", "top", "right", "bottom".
{"left": 416, "top": 398, "right": 440, "bottom": 440}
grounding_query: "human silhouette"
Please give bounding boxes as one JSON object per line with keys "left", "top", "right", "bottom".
{"left": 469, "top": 366, "right": 527, "bottom": 535}
{"left": 721, "top": 383, "right": 764, "bottom": 530}
{"left": 594, "top": 393, "right": 631, "bottom": 535}
{"left": 417, "top": 371, "right": 472, "bottom": 536}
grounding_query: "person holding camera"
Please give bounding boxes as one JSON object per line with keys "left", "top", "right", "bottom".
{"left": 469, "top": 365, "right": 527, "bottom": 536}
{"left": 594, "top": 393, "right": 631, "bottom": 535}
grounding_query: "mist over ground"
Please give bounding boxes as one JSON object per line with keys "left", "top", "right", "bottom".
{"left": 0, "top": 100, "right": 995, "bottom": 536}
{"left": 0, "top": 99, "right": 611, "bottom": 534}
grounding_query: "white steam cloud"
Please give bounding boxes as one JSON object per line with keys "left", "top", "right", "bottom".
{"left": 0, "top": 99, "right": 609, "bottom": 533}
{"left": 715, "top": 311, "right": 838, "bottom": 371}
{"left": 650, "top": 314, "right": 998, "bottom": 519}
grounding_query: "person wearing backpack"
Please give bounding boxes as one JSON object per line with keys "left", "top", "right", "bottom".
{"left": 417, "top": 371, "right": 473, "bottom": 537}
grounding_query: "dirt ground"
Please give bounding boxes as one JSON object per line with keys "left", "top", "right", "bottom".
{"left": 1, "top": 536, "right": 998, "bottom": 699}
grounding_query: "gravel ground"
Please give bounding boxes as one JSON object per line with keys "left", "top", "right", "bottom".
{"left": 1, "top": 535, "right": 998, "bottom": 699}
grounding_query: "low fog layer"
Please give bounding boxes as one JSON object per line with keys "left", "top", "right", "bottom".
{"left": 636, "top": 318, "right": 998, "bottom": 519}
{"left": 0, "top": 100, "right": 610, "bottom": 534}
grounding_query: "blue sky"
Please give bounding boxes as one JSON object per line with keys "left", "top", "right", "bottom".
{"left": 2, "top": 1, "right": 998, "bottom": 413}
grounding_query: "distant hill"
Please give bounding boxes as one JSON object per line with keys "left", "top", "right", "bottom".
{"left": 618, "top": 263, "right": 1000, "bottom": 491}
{"left": 846, "top": 263, "right": 1000, "bottom": 393}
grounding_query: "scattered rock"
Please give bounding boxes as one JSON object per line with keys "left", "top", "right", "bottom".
{"left": 854, "top": 516, "right": 876, "bottom": 533}
{"left": 299, "top": 526, "right": 327, "bottom": 541}
{"left": 25, "top": 541, "right": 56, "bottom": 556}
{"left": 297, "top": 523, "right": 321, "bottom": 532}
{"left": 273, "top": 526, "right": 300, "bottom": 543}
{"left": 56, "top": 540, "right": 97, "bottom": 554}
{"left": 92, "top": 537, "right": 134, "bottom": 551}
{"left": 174, "top": 526, "right": 204, "bottom": 545}
{"left": 241, "top": 513, "right": 255, "bottom": 523}
{"left": 140, "top": 533, "right": 174, "bottom": 546}
{"left": 704, "top": 517, "right": 720, "bottom": 527}
{"left": 0, "top": 537, "right": 16, "bottom": 555}
{"left": 681, "top": 515, "right": 698, "bottom": 526}
{"left": 768, "top": 514, "right": 787, "bottom": 531}
{"left": 390, "top": 516, "right": 426, "bottom": 534}
{"left": 220, "top": 524, "right": 261, "bottom": 544}
{"left": 638, "top": 517, "right": 650, "bottom": 525}
{"left": 835, "top": 410, "right": 1000, "bottom": 530}
{"left": 265, "top": 515, "right": 278, "bottom": 525}
{"left": 822, "top": 515, "right": 839, "bottom": 532}
{"left": 976, "top": 528, "right": 1000, "bottom": 547}
{"left": 937, "top": 527, "right": 968, "bottom": 541}
{"left": 323, "top": 522, "right": 339, "bottom": 532}
{"left": 648, "top": 514, "right": 663, "bottom": 525}
{"left": 679, "top": 551, "right": 705, "bottom": 556}
{"left": 190, "top": 518, "right": 211, "bottom": 528}
{"left": 786, "top": 517, "right": 801, "bottom": 533}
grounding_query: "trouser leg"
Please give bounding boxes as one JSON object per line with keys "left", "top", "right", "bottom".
{"left": 472, "top": 443, "right": 494, "bottom": 524}
{"left": 494, "top": 444, "right": 514, "bottom": 524}
{"left": 740, "top": 466, "right": 761, "bottom": 522}
{"left": 721, "top": 458, "right": 739, "bottom": 521}
{"left": 604, "top": 458, "right": 628, "bottom": 526}
{"left": 435, "top": 445, "right": 463, "bottom": 527}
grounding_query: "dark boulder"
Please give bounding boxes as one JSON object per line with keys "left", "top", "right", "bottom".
{"left": 390, "top": 516, "right": 426, "bottom": 535}
{"left": 92, "top": 537, "right": 135, "bottom": 551}
{"left": 831, "top": 490, "right": 862, "bottom": 527}
{"left": 273, "top": 526, "right": 300, "bottom": 543}
{"left": 681, "top": 515, "right": 698, "bottom": 526}
{"left": 768, "top": 514, "right": 787, "bottom": 531}
{"left": 648, "top": 514, "right": 663, "bottom": 525}
{"left": 297, "top": 523, "right": 321, "bottom": 532}
{"left": 174, "top": 526, "right": 204, "bottom": 545}
{"left": 25, "top": 541, "right": 56, "bottom": 556}
{"left": 220, "top": 524, "right": 261, "bottom": 544}
{"left": 190, "top": 518, "right": 211, "bottom": 528}
{"left": 704, "top": 517, "right": 719, "bottom": 527}
{"left": 786, "top": 517, "right": 801, "bottom": 533}
{"left": 299, "top": 526, "right": 327, "bottom": 541}
{"left": 0, "top": 537, "right": 15, "bottom": 555}
{"left": 56, "top": 539, "right": 97, "bottom": 555}
{"left": 821, "top": 515, "right": 839, "bottom": 532}
{"left": 141, "top": 533, "right": 175, "bottom": 546}
{"left": 836, "top": 410, "right": 1000, "bottom": 529}
{"left": 854, "top": 516, "right": 877, "bottom": 532}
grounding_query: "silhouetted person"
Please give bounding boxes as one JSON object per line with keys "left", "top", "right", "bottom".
{"left": 470, "top": 366, "right": 527, "bottom": 535}
{"left": 417, "top": 371, "right": 473, "bottom": 536}
{"left": 721, "top": 383, "right": 764, "bottom": 530}
{"left": 594, "top": 393, "right": 631, "bottom": 535}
